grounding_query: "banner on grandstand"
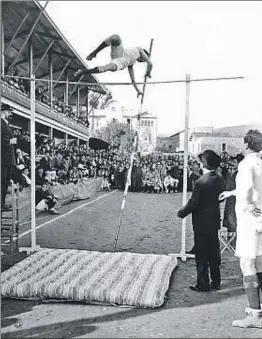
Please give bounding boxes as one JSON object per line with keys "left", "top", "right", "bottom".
{"left": 89, "top": 138, "right": 109, "bottom": 150}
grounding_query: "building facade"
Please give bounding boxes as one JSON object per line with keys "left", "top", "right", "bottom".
{"left": 91, "top": 103, "right": 158, "bottom": 152}
{"left": 189, "top": 134, "right": 244, "bottom": 155}
{"left": 156, "top": 126, "right": 243, "bottom": 155}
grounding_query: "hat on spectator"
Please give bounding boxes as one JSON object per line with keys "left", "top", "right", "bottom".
{"left": 1, "top": 103, "right": 13, "bottom": 112}
{"left": 231, "top": 153, "right": 244, "bottom": 163}
{"left": 198, "top": 150, "right": 221, "bottom": 170}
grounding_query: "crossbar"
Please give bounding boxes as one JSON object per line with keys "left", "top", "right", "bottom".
{"left": 2, "top": 74, "right": 245, "bottom": 86}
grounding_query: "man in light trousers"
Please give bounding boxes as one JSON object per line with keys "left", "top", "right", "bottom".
{"left": 220, "top": 129, "right": 262, "bottom": 328}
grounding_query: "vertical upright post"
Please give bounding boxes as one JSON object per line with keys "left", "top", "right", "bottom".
{"left": 30, "top": 74, "right": 37, "bottom": 250}
{"left": 138, "top": 38, "right": 154, "bottom": 152}
{"left": 48, "top": 52, "right": 53, "bottom": 109}
{"left": 65, "top": 133, "right": 68, "bottom": 146}
{"left": 181, "top": 74, "right": 190, "bottom": 261}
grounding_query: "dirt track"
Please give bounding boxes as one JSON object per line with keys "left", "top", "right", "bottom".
{"left": 1, "top": 191, "right": 262, "bottom": 338}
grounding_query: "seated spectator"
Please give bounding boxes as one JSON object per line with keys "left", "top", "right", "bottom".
{"left": 36, "top": 167, "right": 46, "bottom": 186}
{"left": 45, "top": 170, "right": 58, "bottom": 185}
{"left": 35, "top": 181, "right": 60, "bottom": 215}
{"left": 57, "top": 169, "right": 68, "bottom": 185}
{"left": 16, "top": 148, "right": 30, "bottom": 169}
{"left": 101, "top": 174, "right": 111, "bottom": 191}
{"left": 164, "top": 172, "right": 178, "bottom": 193}
{"left": 39, "top": 150, "right": 52, "bottom": 174}
{"left": 20, "top": 167, "right": 31, "bottom": 190}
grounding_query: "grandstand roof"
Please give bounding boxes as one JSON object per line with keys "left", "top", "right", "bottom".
{"left": 2, "top": 1, "right": 108, "bottom": 97}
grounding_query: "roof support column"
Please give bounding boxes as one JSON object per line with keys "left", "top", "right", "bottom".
{"left": 76, "top": 86, "right": 81, "bottom": 117}
{"left": 49, "top": 126, "right": 53, "bottom": 140}
{"left": 4, "top": 11, "right": 30, "bottom": 55}
{"left": 64, "top": 69, "right": 69, "bottom": 108}
{"left": 48, "top": 52, "right": 53, "bottom": 109}
{"left": 34, "top": 40, "right": 54, "bottom": 74}
{"left": 85, "top": 88, "right": 89, "bottom": 126}
{"left": 65, "top": 132, "right": 68, "bottom": 146}
{"left": 53, "top": 58, "right": 71, "bottom": 89}
{"left": 10, "top": 1, "right": 49, "bottom": 69}
{"left": 28, "top": 36, "right": 33, "bottom": 77}
{"left": 68, "top": 75, "right": 84, "bottom": 101}
{"left": 1, "top": 20, "right": 4, "bottom": 76}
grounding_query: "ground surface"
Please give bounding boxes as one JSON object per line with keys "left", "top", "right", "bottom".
{"left": 1, "top": 190, "right": 262, "bottom": 338}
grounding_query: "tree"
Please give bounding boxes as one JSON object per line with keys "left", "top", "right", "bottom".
{"left": 95, "top": 120, "right": 136, "bottom": 149}
{"left": 100, "top": 92, "right": 113, "bottom": 109}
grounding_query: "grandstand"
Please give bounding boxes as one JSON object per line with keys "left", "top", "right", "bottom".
{"left": 1, "top": 1, "right": 109, "bottom": 146}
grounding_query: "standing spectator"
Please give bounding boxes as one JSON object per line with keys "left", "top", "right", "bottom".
{"left": 177, "top": 150, "right": 225, "bottom": 292}
{"left": 230, "top": 130, "right": 262, "bottom": 328}
{"left": 191, "top": 161, "right": 202, "bottom": 189}
{"left": 219, "top": 154, "right": 244, "bottom": 247}
{"left": 1, "top": 103, "right": 17, "bottom": 210}
{"left": 131, "top": 161, "right": 143, "bottom": 192}
{"left": 53, "top": 150, "right": 63, "bottom": 170}
{"left": 159, "top": 159, "right": 167, "bottom": 183}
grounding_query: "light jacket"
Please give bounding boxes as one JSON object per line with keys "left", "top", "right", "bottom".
{"left": 235, "top": 152, "right": 262, "bottom": 232}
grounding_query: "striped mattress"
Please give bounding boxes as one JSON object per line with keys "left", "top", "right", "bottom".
{"left": 1, "top": 248, "right": 178, "bottom": 308}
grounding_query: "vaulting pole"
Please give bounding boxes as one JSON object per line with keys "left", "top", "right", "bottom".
{"left": 180, "top": 74, "right": 191, "bottom": 261}
{"left": 112, "top": 133, "right": 138, "bottom": 253}
{"left": 140, "top": 39, "right": 154, "bottom": 110}
{"left": 113, "top": 38, "right": 154, "bottom": 252}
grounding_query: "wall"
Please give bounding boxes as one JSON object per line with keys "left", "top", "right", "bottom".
{"left": 191, "top": 136, "right": 244, "bottom": 155}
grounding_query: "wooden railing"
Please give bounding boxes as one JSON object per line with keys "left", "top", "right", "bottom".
{"left": 1, "top": 81, "right": 89, "bottom": 136}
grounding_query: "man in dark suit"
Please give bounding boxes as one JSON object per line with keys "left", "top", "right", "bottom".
{"left": 39, "top": 150, "right": 52, "bottom": 175}
{"left": 1, "top": 103, "right": 17, "bottom": 210}
{"left": 178, "top": 150, "right": 226, "bottom": 292}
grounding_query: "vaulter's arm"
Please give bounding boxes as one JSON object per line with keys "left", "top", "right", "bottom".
{"left": 128, "top": 66, "right": 142, "bottom": 98}
{"left": 138, "top": 47, "right": 153, "bottom": 78}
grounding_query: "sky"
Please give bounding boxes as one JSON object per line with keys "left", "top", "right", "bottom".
{"left": 43, "top": 1, "right": 262, "bottom": 134}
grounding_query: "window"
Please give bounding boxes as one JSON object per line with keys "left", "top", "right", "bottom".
{"left": 222, "top": 143, "right": 226, "bottom": 151}
{"left": 151, "top": 121, "right": 154, "bottom": 126}
{"left": 144, "top": 120, "right": 147, "bottom": 126}
{"left": 141, "top": 120, "right": 144, "bottom": 126}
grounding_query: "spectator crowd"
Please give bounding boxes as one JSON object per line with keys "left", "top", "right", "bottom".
{"left": 2, "top": 66, "right": 90, "bottom": 127}
{"left": 11, "top": 126, "right": 241, "bottom": 196}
